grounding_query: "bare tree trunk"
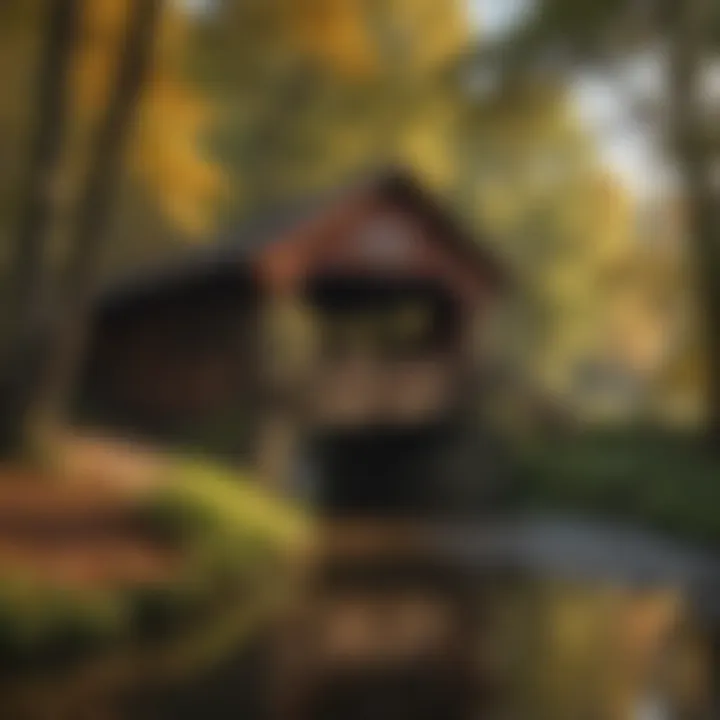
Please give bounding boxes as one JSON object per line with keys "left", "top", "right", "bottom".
{"left": 24, "top": 0, "right": 165, "bottom": 456}
{"left": 668, "top": 0, "right": 720, "bottom": 444}
{"left": 0, "top": 0, "right": 80, "bottom": 455}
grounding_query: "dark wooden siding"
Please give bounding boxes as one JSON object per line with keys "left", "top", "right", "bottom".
{"left": 77, "top": 267, "right": 259, "bottom": 458}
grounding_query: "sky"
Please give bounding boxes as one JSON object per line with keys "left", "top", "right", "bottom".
{"left": 571, "top": 73, "right": 669, "bottom": 199}
{"left": 469, "top": 0, "right": 532, "bottom": 38}
{"left": 470, "top": 0, "right": 667, "bottom": 200}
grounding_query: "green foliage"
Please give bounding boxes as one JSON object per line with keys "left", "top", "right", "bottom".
{"left": 514, "top": 430, "right": 720, "bottom": 546}
{"left": 145, "top": 456, "right": 309, "bottom": 550}
{"left": 503, "top": 0, "right": 720, "bottom": 63}
{"left": 0, "top": 579, "right": 130, "bottom": 665}
{"left": 137, "top": 456, "right": 309, "bottom": 610}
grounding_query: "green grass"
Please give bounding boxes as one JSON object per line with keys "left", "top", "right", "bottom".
{"left": 512, "top": 429, "right": 720, "bottom": 547}
{"left": 145, "top": 456, "right": 309, "bottom": 550}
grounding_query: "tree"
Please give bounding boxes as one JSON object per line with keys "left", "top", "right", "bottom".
{"left": 26, "top": 0, "right": 166, "bottom": 452}
{"left": 190, "top": 0, "right": 469, "bottom": 211}
{"left": 0, "top": 0, "right": 81, "bottom": 453}
{"left": 668, "top": 0, "right": 720, "bottom": 437}
{"left": 71, "top": 0, "right": 226, "bottom": 239}
{"left": 0, "top": 1, "right": 226, "bottom": 276}
{"left": 491, "top": 0, "right": 720, "bottom": 437}
{"left": 0, "top": 0, "right": 231, "bottom": 457}
{"left": 461, "top": 87, "right": 645, "bottom": 413}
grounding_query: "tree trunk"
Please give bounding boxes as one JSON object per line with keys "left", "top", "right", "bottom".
{"left": 23, "top": 0, "right": 165, "bottom": 457}
{"left": 668, "top": 0, "right": 720, "bottom": 444}
{"left": 0, "top": 0, "right": 81, "bottom": 455}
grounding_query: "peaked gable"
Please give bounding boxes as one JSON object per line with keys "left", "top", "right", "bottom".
{"left": 97, "top": 168, "right": 506, "bottom": 314}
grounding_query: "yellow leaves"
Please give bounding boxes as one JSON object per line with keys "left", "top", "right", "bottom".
{"left": 133, "top": 78, "right": 226, "bottom": 236}
{"left": 134, "top": 2, "right": 225, "bottom": 235}
{"left": 473, "top": 84, "right": 577, "bottom": 161}
{"left": 475, "top": 181, "right": 526, "bottom": 233}
{"left": 281, "top": 0, "right": 470, "bottom": 78}
{"left": 467, "top": 83, "right": 644, "bottom": 401}
{"left": 585, "top": 171, "right": 633, "bottom": 252}
{"left": 380, "top": 0, "right": 469, "bottom": 74}
{"left": 70, "top": 0, "right": 224, "bottom": 237}
{"left": 212, "top": 0, "right": 473, "bottom": 207}
{"left": 415, "top": 0, "right": 468, "bottom": 72}
{"left": 397, "top": 103, "right": 456, "bottom": 189}
{"left": 285, "top": 0, "right": 376, "bottom": 76}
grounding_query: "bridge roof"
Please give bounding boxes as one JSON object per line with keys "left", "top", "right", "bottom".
{"left": 97, "top": 167, "right": 507, "bottom": 314}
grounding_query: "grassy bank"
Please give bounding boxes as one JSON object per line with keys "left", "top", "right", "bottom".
{"left": 512, "top": 429, "right": 720, "bottom": 548}
{"left": 0, "top": 454, "right": 308, "bottom": 677}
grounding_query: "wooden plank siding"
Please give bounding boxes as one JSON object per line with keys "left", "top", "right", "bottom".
{"left": 77, "top": 267, "right": 261, "bottom": 458}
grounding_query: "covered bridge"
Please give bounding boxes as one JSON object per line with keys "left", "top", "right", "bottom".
{"left": 77, "top": 169, "right": 506, "bottom": 516}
